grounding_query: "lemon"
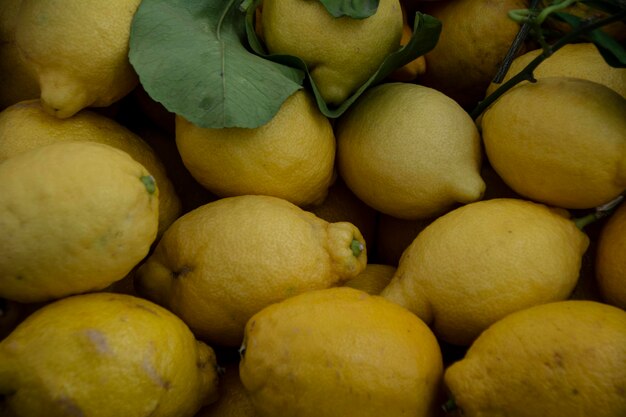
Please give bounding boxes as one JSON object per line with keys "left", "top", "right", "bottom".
{"left": 239, "top": 287, "right": 443, "bottom": 417}
{"left": 444, "top": 300, "right": 626, "bottom": 417}
{"left": 260, "top": 0, "right": 403, "bottom": 105}
{"left": 195, "top": 363, "right": 255, "bottom": 417}
{"left": 336, "top": 82, "right": 485, "bottom": 220}
{"left": 14, "top": 0, "right": 140, "bottom": 118}
{"left": 418, "top": 0, "right": 527, "bottom": 109}
{"left": 135, "top": 194, "right": 367, "bottom": 347}
{"left": 485, "top": 43, "right": 626, "bottom": 98}
{"left": 381, "top": 198, "right": 589, "bottom": 346}
{"left": 0, "top": 141, "right": 159, "bottom": 303}
{"left": 596, "top": 201, "right": 626, "bottom": 309}
{"left": 0, "top": 99, "right": 181, "bottom": 236}
{"left": 482, "top": 77, "right": 626, "bottom": 209}
{"left": 344, "top": 263, "right": 397, "bottom": 295}
{"left": 176, "top": 90, "right": 335, "bottom": 207}
{"left": 0, "top": 292, "right": 219, "bottom": 417}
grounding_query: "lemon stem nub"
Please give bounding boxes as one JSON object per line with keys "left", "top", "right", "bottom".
{"left": 351, "top": 239, "right": 364, "bottom": 257}
{"left": 574, "top": 195, "right": 624, "bottom": 230}
{"left": 140, "top": 175, "right": 156, "bottom": 194}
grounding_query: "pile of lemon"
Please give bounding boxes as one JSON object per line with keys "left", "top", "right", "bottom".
{"left": 1, "top": 0, "right": 626, "bottom": 416}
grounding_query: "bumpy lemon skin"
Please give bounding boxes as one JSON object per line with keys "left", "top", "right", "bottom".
{"left": 0, "top": 292, "right": 220, "bottom": 417}
{"left": 0, "top": 141, "right": 159, "bottom": 303}
{"left": 444, "top": 300, "right": 626, "bottom": 417}
{"left": 239, "top": 287, "right": 443, "bottom": 417}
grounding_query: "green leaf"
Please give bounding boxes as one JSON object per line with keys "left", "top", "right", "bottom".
{"left": 128, "top": 0, "right": 305, "bottom": 129}
{"left": 554, "top": 12, "right": 626, "bottom": 67}
{"left": 318, "top": 0, "right": 379, "bottom": 19}
{"left": 245, "top": 8, "right": 442, "bottom": 118}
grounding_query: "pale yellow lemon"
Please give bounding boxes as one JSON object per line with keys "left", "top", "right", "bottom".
{"left": 444, "top": 300, "right": 626, "bottom": 417}
{"left": 15, "top": 0, "right": 141, "bottom": 118}
{"left": 381, "top": 198, "right": 589, "bottom": 346}
{"left": 176, "top": 90, "right": 335, "bottom": 207}
{"left": 0, "top": 292, "right": 219, "bottom": 417}
{"left": 261, "top": 0, "right": 403, "bottom": 105}
{"left": 336, "top": 82, "right": 485, "bottom": 220}
{"left": 135, "top": 195, "right": 367, "bottom": 347}
{"left": 486, "top": 43, "right": 626, "bottom": 98}
{"left": 239, "top": 287, "right": 443, "bottom": 417}
{"left": 0, "top": 141, "right": 159, "bottom": 303}
{"left": 482, "top": 77, "right": 626, "bottom": 209}
{"left": 0, "top": 99, "right": 181, "bottom": 235}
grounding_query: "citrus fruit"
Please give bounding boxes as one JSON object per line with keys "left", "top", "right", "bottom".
{"left": 260, "top": 0, "right": 403, "bottom": 105}
{"left": 0, "top": 292, "right": 219, "bottom": 417}
{"left": 239, "top": 287, "right": 443, "bottom": 417}
{"left": 135, "top": 194, "right": 367, "bottom": 347}
{"left": 444, "top": 300, "right": 626, "bottom": 417}
{"left": 482, "top": 77, "right": 626, "bottom": 209}
{"left": 0, "top": 141, "right": 159, "bottom": 303}
{"left": 336, "top": 82, "right": 485, "bottom": 220}
{"left": 381, "top": 198, "right": 589, "bottom": 345}
{"left": 0, "top": 99, "right": 181, "bottom": 236}
{"left": 175, "top": 90, "right": 335, "bottom": 207}
{"left": 14, "top": 0, "right": 141, "bottom": 118}
{"left": 485, "top": 43, "right": 626, "bottom": 98}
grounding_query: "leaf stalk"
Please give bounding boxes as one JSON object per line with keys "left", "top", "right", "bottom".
{"left": 471, "top": 7, "right": 626, "bottom": 120}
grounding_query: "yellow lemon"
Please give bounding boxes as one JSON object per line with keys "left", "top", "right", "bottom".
{"left": 344, "top": 263, "right": 397, "bottom": 295}
{"left": 239, "top": 287, "right": 443, "bottom": 417}
{"left": 0, "top": 99, "right": 181, "bottom": 236}
{"left": 596, "top": 201, "right": 626, "bottom": 309}
{"left": 417, "top": 0, "right": 528, "bottom": 109}
{"left": 336, "top": 82, "right": 485, "bottom": 220}
{"left": 135, "top": 195, "right": 367, "bottom": 347}
{"left": 482, "top": 77, "right": 626, "bottom": 209}
{"left": 176, "top": 90, "right": 335, "bottom": 207}
{"left": 0, "top": 292, "right": 219, "bottom": 417}
{"left": 195, "top": 363, "right": 255, "bottom": 417}
{"left": 443, "top": 300, "right": 626, "bottom": 417}
{"left": 260, "top": 0, "right": 403, "bottom": 105}
{"left": 14, "top": 0, "right": 140, "bottom": 118}
{"left": 0, "top": 141, "right": 159, "bottom": 303}
{"left": 485, "top": 43, "right": 626, "bottom": 98}
{"left": 381, "top": 198, "right": 589, "bottom": 346}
